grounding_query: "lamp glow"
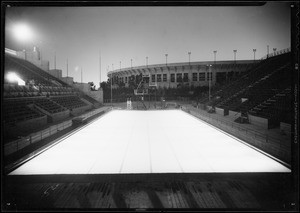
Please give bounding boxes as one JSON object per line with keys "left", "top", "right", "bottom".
{"left": 13, "top": 23, "right": 33, "bottom": 42}
{"left": 6, "top": 72, "right": 25, "bottom": 86}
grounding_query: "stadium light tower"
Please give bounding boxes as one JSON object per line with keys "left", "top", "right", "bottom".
{"left": 109, "top": 65, "right": 112, "bottom": 107}
{"left": 54, "top": 51, "right": 56, "bottom": 69}
{"left": 165, "top": 54, "right": 168, "bottom": 66}
{"left": 188, "top": 52, "right": 191, "bottom": 66}
{"left": 146, "top": 56, "right": 148, "bottom": 68}
{"left": 99, "top": 50, "right": 101, "bottom": 88}
{"left": 208, "top": 65, "right": 212, "bottom": 101}
{"left": 253, "top": 49, "right": 256, "bottom": 62}
{"left": 233, "top": 50, "right": 237, "bottom": 63}
{"left": 213, "top": 51, "right": 217, "bottom": 64}
{"left": 12, "top": 23, "right": 34, "bottom": 60}
{"left": 12, "top": 23, "right": 33, "bottom": 43}
{"left": 66, "top": 58, "right": 69, "bottom": 77}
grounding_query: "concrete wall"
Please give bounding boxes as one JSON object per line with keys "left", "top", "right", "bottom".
{"left": 33, "top": 104, "right": 70, "bottom": 123}
{"left": 80, "top": 98, "right": 93, "bottom": 107}
{"left": 51, "top": 110, "right": 70, "bottom": 122}
{"left": 86, "top": 89, "right": 103, "bottom": 104}
{"left": 40, "top": 60, "right": 50, "bottom": 71}
{"left": 16, "top": 115, "right": 47, "bottom": 132}
{"left": 73, "top": 83, "right": 90, "bottom": 93}
{"left": 248, "top": 114, "right": 269, "bottom": 129}
{"left": 280, "top": 122, "right": 291, "bottom": 135}
{"left": 61, "top": 76, "right": 74, "bottom": 85}
{"left": 70, "top": 105, "right": 92, "bottom": 116}
{"left": 48, "top": 69, "right": 63, "bottom": 79}
{"left": 228, "top": 110, "right": 241, "bottom": 120}
{"left": 72, "top": 83, "right": 103, "bottom": 104}
{"left": 215, "top": 107, "right": 225, "bottom": 116}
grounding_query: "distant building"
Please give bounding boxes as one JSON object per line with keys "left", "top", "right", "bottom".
{"left": 108, "top": 60, "right": 257, "bottom": 88}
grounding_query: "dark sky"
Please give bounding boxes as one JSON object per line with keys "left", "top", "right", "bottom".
{"left": 5, "top": 2, "right": 291, "bottom": 85}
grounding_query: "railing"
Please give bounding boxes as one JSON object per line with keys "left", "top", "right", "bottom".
{"left": 181, "top": 105, "right": 290, "bottom": 150}
{"left": 260, "top": 47, "right": 291, "bottom": 61}
{"left": 4, "top": 107, "right": 111, "bottom": 156}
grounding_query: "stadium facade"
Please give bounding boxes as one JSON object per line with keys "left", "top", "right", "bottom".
{"left": 108, "top": 60, "right": 257, "bottom": 88}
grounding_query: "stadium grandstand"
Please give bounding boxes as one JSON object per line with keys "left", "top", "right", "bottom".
{"left": 2, "top": 3, "right": 297, "bottom": 212}
{"left": 3, "top": 46, "right": 295, "bottom": 211}
{"left": 3, "top": 49, "right": 105, "bottom": 146}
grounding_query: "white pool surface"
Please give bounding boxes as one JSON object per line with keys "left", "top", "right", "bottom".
{"left": 9, "top": 110, "right": 291, "bottom": 175}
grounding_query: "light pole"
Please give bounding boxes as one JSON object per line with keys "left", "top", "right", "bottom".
{"left": 12, "top": 23, "right": 33, "bottom": 60}
{"left": 253, "top": 49, "right": 256, "bottom": 62}
{"left": 112, "top": 63, "right": 114, "bottom": 76}
{"left": 66, "top": 58, "right": 69, "bottom": 77}
{"left": 165, "top": 54, "right": 168, "bottom": 66}
{"left": 273, "top": 48, "right": 277, "bottom": 56}
{"left": 119, "top": 61, "right": 122, "bottom": 86}
{"left": 213, "top": 51, "right": 217, "bottom": 64}
{"left": 54, "top": 51, "right": 56, "bottom": 69}
{"left": 208, "top": 65, "right": 212, "bottom": 102}
{"left": 131, "top": 59, "right": 133, "bottom": 70}
{"left": 146, "top": 56, "right": 148, "bottom": 68}
{"left": 81, "top": 67, "right": 83, "bottom": 83}
{"left": 109, "top": 65, "right": 112, "bottom": 107}
{"left": 267, "top": 45, "right": 269, "bottom": 58}
{"left": 233, "top": 50, "right": 237, "bottom": 64}
{"left": 188, "top": 52, "right": 191, "bottom": 87}
{"left": 99, "top": 50, "right": 101, "bottom": 88}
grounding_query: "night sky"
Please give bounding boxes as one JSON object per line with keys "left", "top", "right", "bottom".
{"left": 4, "top": 2, "right": 291, "bottom": 86}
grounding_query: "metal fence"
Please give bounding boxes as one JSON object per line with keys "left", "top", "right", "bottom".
{"left": 4, "top": 107, "right": 111, "bottom": 156}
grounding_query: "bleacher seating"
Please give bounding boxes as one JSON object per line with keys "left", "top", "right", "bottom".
{"left": 4, "top": 84, "right": 41, "bottom": 98}
{"left": 38, "top": 86, "right": 76, "bottom": 96}
{"left": 3, "top": 98, "right": 44, "bottom": 126}
{"left": 200, "top": 53, "right": 290, "bottom": 107}
{"left": 3, "top": 52, "right": 102, "bottom": 144}
{"left": 51, "top": 95, "right": 88, "bottom": 110}
{"left": 217, "top": 63, "right": 291, "bottom": 111}
{"left": 34, "top": 98, "right": 67, "bottom": 113}
{"left": 249, "top": 87, "right": 291, "bottom": 124}
{"left": 198, "top": 52, "right": 291, "bottom": 126}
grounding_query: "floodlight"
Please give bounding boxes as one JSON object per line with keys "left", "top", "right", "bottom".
{"left": 6, "top": 72, "right": 25, "bottom": 86}
{"left": 12, "top": 23, "right": 33, "bottom": 42}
